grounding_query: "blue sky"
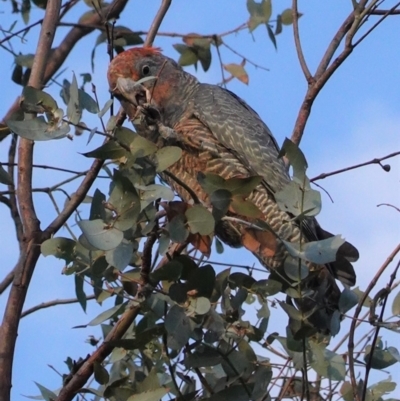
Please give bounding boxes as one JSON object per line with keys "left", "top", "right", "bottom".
{"left": 0, "top": 0, "right": 400, "bottom": 399}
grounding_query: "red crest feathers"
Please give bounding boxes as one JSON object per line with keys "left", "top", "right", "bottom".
{"left": 123, "top": 46, "right": 162, "bottom": 58}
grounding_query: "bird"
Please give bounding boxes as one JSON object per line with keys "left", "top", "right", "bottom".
{"left": 107, "top": 47, "right": 359, "bottom": 334}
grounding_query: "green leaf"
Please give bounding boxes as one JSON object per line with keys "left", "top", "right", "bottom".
{"left": 309, "top": 341, "right": 345, "bottom": 381}
{"left": 21, "top": 86, "right": 58, "bottom": 114}
{"left": 392, "top": 290, "right": 400, "bottom": 315}
{"left": 189, "top": 297, "right": 211, "bottom": 315}
{"left": 165, "top": 305, "right": 192, "bottom": 350}
{"left": 75, "top": 275, "right": 87, "bottom": 312}
{"left": 187, "top": 264, "right": 216, "bottom": 298}
{"left": 185, "top": 205, "right": 215, "bottom": 235}
{"left": 105, "top": 239, "right": 134, "bottom": 270}
{"left": 139, "top": 184, "right": 174, "bottom": 209}
{"left": 109, "top": 171, "right": 141, "bottom": 231}
{"left": 230, "top": 196, "right": 262, "bottom": 218}
{"left": 252, "top": 278, "right": 282, "bottom": 296}
{"left": 41, "top": 237, "right": 76, "bottom": 263}
{"left": 283, "top": 235, "right": 345, "bottom": 265}
{"left": 34, "top": 382, "right": 57, "bottom": 401}
{"left": 283, "top": 256, "right": 309, "bottom": 281}
{"left": 184, "top": 346, "right": 221, "bottom": 368}
{"left": 0, "top": 164, "right": 13, "bottom": 185}
{"left": 367, "top": 377, "right": 397, "bottom": 399}
{"left": 67, "top": 73, "right": 81, "bottom": 124}
{"left": 6, "top": 116, "right": 70, "bottom": 141}
{"left": 281, "top": 8, "right": 294, "bottom": 25}
{"left": 247, "top": 0, "right": 272, "bottom": 31}
{"left": 210, "top": 189, "right": 231, "bottom": 221}
{"left": 251, "top": 365, "right": 272, "bottom": 400}
{"left": 173, "top": 44, "right": 198, "bottom": 67}
{"left": 197, "top": 45, "right": 212, "bottom": 72}
{"left": 339, "top": 288, "right": 359, "bottom": 313}
{"left": 266, "top": 23, "right": 277, "bottom": 50}
{"left": 275, "top": 14, "right": 282, "bottom": 35}
{"left": 197, "top": 172, "right": 226, "bottom": 194}
{"left": 79, "top": 89, "right": 99, "bottom": 114}
{"left": 150, "top": 260, "right": 183, "bottom": 283}
{"left": 89, "top": 188, "right": 106, "bottom": 221}
{"left": 167, "top": 215, "right": 189, "bottom": 243}
{"left": 275, "top": 180, "right": 321, "bottom": 217}
{"left": 82, "top": 140, "right": 128, "bottom": 160}
{"left": 93, "top": 361, "right": 109, "bottom": 385}
{"left": 279, "top": 138, "right": 308, "bottom": 183}
{"left": 78, "top": 219, "right": 123, "bottom": 251}
{"left": 98, "top": 99, "right": 113, "bottom": 118}
{"left": 154, "top": 146, "right": 182, "bottom": 172}
{"left": 15, "top": 53, "right": 34, "bottom": 68}
{"left": 364, "top": 343, "right": 399, "bottom": 369}
{"left": 223, "top": 63, "right": 249, "bottom": 85}
{"left": 225, "top": 176, "right": 262, "bottom": 196}
{"left": 278, "top": 301, "right": 303, "bottom": 320}
{"left": 229, "top": 272, "right": 256, "bottom": 289}
{"left": 126, "top": 387, "right": 169, "bottom": 401}
{"left": 88, "top": 303, "right": 126, "bottom": 326}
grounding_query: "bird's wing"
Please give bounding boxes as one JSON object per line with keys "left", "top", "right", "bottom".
{"left": 192, "top": 84, "right": 290, "bottom": 194}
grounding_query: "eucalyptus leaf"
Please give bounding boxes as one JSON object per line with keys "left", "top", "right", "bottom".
{"left": 185, "top": 205, "right": 215, "bottom": 235}
{"left": 154, "top": 146, "right": 182, "bottom": 172}
{"left": 67, "top": 73, "right": 81, "bottom": 124}
{"left": 6, "top": 116, "right": 70, "bottom": 141}
{"left": 41, "top": 237, "right": 76, "bottom": 263}
{"left": 165, "top": 305, "right": 192, "bottom": 350}
{"left": 0, "top": 164, "right": 13, "bottom": 185}
{"left": 283, "top": 235, "right": 345, "bottom": 265}
{"left": 105, "top": 239, "right": 134, "bottom": 270}
{"left": 78, "top": 219, "right": 123, "bottom": 251}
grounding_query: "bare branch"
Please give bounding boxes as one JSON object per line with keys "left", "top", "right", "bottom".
{"left": 1, "top": 0, "right": 130, "bottom": 125}
{"left": 144, "top": 0, "right": 172, "bottom": 47}
{"left": 353, "top": 1, "right": 400, "bottom": 47}
{"left": 21, "top": 295, "right": 96, "bottom": 318}
{"left": 377, "top": 203, "right": 400, "bottom": 213}
{"left": 0, "top": 268, "right": 16, "bottom": 295}
{"left": 55, "top": 303, "right": 141, "bottom": 401}
{"left": 348, "top": 242, "right": 400, "bottom": 401}
{"left": 292, "top": 0, "right": 313, "bottom": 83}
{"left": 6, "top": 135, "right": 23, "bottom": 246}
{"left": 0, "top": 0, "right": 62, "bottom": 398}
{"left": 310, "top": 150, "right": 400, "bottom": 182}
{"left": 362, "top": 259, "right": 400, "bottom": 400}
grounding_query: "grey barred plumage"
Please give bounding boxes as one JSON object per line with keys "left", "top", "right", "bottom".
{"left": 107, "top": 47, "right": 359, "bottom": 333}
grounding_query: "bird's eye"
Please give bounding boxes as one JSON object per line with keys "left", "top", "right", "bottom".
{"left": 142, "top": 65, "right": 150, "bottom": 75}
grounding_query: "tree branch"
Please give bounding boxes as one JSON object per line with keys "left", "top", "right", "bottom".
{"left": 310, "top": 150, "right": 400, "bottom": 182}
{"left": 0, "top": 1, "right": 61, "bottom": 398}
{"left": 143, "top": 0, "right": 172, "bottom": 47}
{"left": 55, "top": 303, "right": 141, "bottom": 401}
{"left": 292, "top": 0, "right": 313, "bottom": 83}
{"left": 348, "top": 242, "right": 400, "bottom": 401}
{"left": 21, "top": 295, "right": 96, "bottom": 318}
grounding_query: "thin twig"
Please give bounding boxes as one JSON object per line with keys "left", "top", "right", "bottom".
{"left": 362, "top": 260, "right": 400, "bottom": 400}
{"left": 353, "top": 2, "right": 400, "bottom": 47}
{"left": 377, "top": 203, "right": 400, "bottom": 213}
{"left": 310, "top": 150, "right": 400, "bottom": 182}
{"left": 0, "top": 268, "right": 17, "bottom": 295}
{"left": 222, "top": 41, "right": 270, "bottom": 71}
{"left": 21, "top": 295, "right": 96, "bottom": 318}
